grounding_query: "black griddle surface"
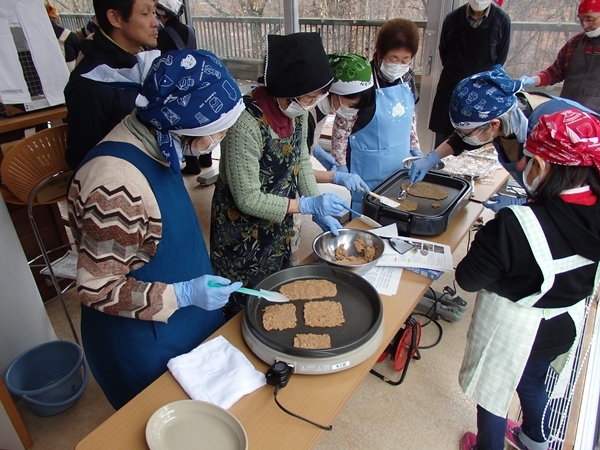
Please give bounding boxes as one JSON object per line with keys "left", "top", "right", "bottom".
{"left": 243, "top": 265, "right": 382, "bottom": 358}
{"left": 379, "top": 171, "right": 464, "bottom": 216}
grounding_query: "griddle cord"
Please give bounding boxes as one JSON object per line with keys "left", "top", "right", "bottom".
{"left": 273, "top": 385, "right": 333, "bottom": 430}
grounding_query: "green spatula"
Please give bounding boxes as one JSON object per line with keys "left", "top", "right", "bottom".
{"left": 207, "top": 280, "right": 289, "bottom": 302}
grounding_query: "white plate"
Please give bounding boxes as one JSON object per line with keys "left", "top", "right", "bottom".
{"left": 146, "top": 400, "right": 248, "bottom": 450}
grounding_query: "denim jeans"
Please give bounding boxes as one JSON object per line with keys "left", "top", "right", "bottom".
{"left": 476, "top": 358, "right": 552, "bottom": 450}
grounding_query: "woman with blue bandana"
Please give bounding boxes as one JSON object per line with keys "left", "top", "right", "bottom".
{"left": 210, "top": 33, "right": 348, "bottom": 319}
{"left": 67, "top": 49, "right": 245, "bottom": 409}
{"left": 409, "top": 65, "right": 600, "bottom": 212}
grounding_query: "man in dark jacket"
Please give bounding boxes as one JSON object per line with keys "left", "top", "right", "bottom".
{"left": 428, "top": 0, "right": 511, "bottom": 148}
{"left": 64, "top": 0, "right": 159, "bottom": 170}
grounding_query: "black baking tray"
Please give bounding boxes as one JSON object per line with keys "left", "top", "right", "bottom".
{"left": 362, "top": 169, "right": 472, "bottom": 236}
{"left": 243, "top": 265, "right": 382, "bottom": 358}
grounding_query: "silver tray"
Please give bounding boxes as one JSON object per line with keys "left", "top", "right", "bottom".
{"left": 441, "top": 153, "right": 500, "bottom": 179}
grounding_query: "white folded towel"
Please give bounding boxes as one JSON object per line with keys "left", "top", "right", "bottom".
{"left": 167, "top": 335, "right": 266, "bottom": 409}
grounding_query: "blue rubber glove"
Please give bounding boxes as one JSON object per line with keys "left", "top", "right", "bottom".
{"left": 174, "top": 275, "right": 242, "bottom": 311}
{"left": 333, "top": 171, "right": 369, "bottom": 192}
{"left": 408, "top": 151, "right": 442, "bottom": 183}
{"left": 336, "top": 164, "right": 349, "bottom": 173}
{"left": 520, "top": 76, "right": 536, "bottom": 87}
{"left": 313, "top": 215, "right": 343, "bottom": 236}
{"left": 410, "top": 149, "right": 423, "bottom": 157}
{"left": 299, "top": 193, "right": 346, "bottom": 217}
{"left": 313, "top": 146, "right": 337, "bottom": 171}
{"left": 483, "top": 195, "right": 527, "bottom": 213}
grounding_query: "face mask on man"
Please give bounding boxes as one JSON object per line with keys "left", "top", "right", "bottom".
{"left": 585, "top": 26, "right": 600, "bottom": 38}
{"left": 379, "top": 60, "right": 410, "bottom": 82}
{"left": 468, "top": 0, "right": 492, "bottom": 11}
{"left": 278, "top": 99, "right": 308, "bottom": 118}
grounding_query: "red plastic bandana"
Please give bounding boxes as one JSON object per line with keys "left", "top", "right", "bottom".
{"left": 579, "top": 0, "right": 600, "bottom": 14}
{"left": 525, "top": 108, "right": 600, "bottom": 171}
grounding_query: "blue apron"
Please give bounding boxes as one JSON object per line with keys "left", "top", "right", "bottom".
{"left": 348, "top": 78, "right": 415, "bottom": 212}
{"left": 77, "top": 142, "right": 225, "bottom": 410}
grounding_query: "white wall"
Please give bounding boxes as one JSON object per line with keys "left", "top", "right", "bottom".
{"left": 0, "top": 195, "right": 55, "bottom": 374}
{"left": 0, "top": 402, "right": 24, "bottom": 450}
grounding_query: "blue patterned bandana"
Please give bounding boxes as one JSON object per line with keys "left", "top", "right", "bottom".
{"left": 449, "top": 64, "right": 522, "bottom": 128}
{"left": 82, "top": 49, "right": 244, "bottom": 173}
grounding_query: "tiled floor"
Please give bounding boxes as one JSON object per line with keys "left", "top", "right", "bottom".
{"left": 14, "top": 172, "right": 520, "bottom": 449}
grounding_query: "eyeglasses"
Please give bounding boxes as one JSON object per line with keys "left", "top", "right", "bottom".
{"left": 454, "top": 125, "right": 484, "bottom": 140}
{"left": 578, "top": 15, "right": 600, "bottom": 25}
{"left": 292, "top": 92, "right": 329, "bottom": 111}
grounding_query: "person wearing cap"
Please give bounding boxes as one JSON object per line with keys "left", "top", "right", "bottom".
{"left": 45, "top": 1, "right": 81, "bottom": 71}
{"left": 154, "top": 0, "right": 208, "bottom": 174}
{"left": 64, "top": 0, "right": 160, "bottom": 170}
{"left": 155, "top": 0, "right": 196, "bottom": 52}
{"left": 428, "top": 0, "right": 511, "bottom": 148}
{"left": 311, "top": 52, "right": 373, "bottom": 192}
{"left": 455, "top": 108, "right": 600, "bottom": 450}
{"left": 409, "top": 65, "right": 600, "bottom": 211}
{"left": 520, "top": 0, "right": 600, "bottom": 114}
{"left": 210, "top": 32, "right": 348, "bottom": 319}
{"left": 340, "top": 18, "right": 422, "bottom": 212}
{"left": 67, "top": 49, "right": 245, "bottom": 410}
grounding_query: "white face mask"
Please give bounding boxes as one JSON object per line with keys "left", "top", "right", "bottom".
{"left": 468, "top": 0, "right": 492, "bottom": 12}
{"left": 379, "top": 60, "right": 410, "bottom": 82}
{"left": 585, "top": 26, "right": 600, "bottom": 38}
{"left": 461, "top": 127, "right": 495, "bottom": 147}
{"left": 183, "top": 135, "right": 222, "bottom": 156}
{"left": 317, "top": 97, "right": 333, "bottom": 115}
{"left": 278, "top": 99, "right": 306, "bottom": 118}
{"left": 523, "top": 157, "right": 545, "bottom": 194}
{"left": 336, "top": 104, "right": 359, "bottom": 120}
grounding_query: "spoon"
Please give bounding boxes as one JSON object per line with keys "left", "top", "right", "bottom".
{"left": 207, "top": 280, "right": 289, "bottom": 302}
{"left": 341, "top": 205, "right": 382, "bottom": 228}
{"left": 397, "top": 183, "right": 413, "bottom": 200}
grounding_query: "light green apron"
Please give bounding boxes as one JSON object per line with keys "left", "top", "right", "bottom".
{"left": 459, "top": 206, "right": 597, "bottom": 417}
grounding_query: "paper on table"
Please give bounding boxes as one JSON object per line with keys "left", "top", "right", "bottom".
{"left": 376, "top": 237, "right": 453, "bottom": 272}
{"left": 361, "top": 265, "right": 403, "bottom": 296}
{"left": 355, "top": 225, "right": 402, "bottom": 295}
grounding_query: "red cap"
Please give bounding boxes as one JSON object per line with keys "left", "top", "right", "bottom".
{"left": 525, "top": 108, "right": 600, "bottom": 172}
{"left": 579, "top": 0, "right": 600, "bottom": 14}
{"left": 493, "top": 0, "right": 504, "bottom": 6}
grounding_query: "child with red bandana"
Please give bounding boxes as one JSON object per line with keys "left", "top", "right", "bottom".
{"left": 456, "top": 108, "right": 600, "bottom": 450}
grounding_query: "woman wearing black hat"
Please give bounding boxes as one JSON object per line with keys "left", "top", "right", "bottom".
{"left": 210, "top": 32, "right": 348, "bottom": 319}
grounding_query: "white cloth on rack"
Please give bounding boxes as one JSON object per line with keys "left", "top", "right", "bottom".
{"left": 167, "top": 335, "right": 266, "bottom": 409}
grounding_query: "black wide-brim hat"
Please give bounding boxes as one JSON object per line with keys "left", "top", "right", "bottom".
{"left": 262, "top": 32, "right": 334, "bottom": 98}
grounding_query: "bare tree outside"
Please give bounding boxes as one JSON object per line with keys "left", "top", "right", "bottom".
{"left": 53, "top": 0, "right": 582, "bottom": 77}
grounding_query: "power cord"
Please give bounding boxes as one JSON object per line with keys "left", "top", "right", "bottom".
{"left": 273, "top": 385, "right": 332, "bottom": 430}
{"left": 413, "top": 287, "right": 443, "bottom": 349}
{"left": 266, "top": 361, "right": 332, "bottom": 431}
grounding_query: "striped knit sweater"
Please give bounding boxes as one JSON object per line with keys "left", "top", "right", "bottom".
{"left": 67, "top": 121, "right": 178, "bottom": 323}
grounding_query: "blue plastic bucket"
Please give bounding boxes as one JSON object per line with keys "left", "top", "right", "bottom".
{"left": 3, "top": 340, "right": 88, "bottom": 416}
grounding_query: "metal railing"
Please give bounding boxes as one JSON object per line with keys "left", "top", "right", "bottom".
{"left": 61, "top": 14, "right": 581, "bottom": 79}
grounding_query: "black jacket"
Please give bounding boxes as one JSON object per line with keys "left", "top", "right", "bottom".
{"left": 157, "top": 18, "right": 195, "bottom": 52}
{"left": 456, "top": 199, "right": 600, "bottom": 361}
{"left": 64, "top": 31, "right": 139, "bottom": 170}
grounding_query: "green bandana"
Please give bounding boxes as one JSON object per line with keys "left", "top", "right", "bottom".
{"left": 328, "top": 52, "right": 374, "bottom": 95}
